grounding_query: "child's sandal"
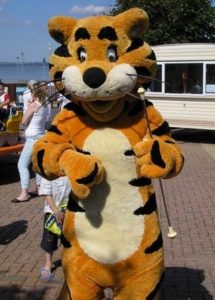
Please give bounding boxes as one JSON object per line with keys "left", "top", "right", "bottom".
{"left": 40, "top": 267, "right": 56, "bottom": 281}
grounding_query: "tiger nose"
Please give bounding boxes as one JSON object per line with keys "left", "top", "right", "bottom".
{"left": 83, "top": 67, "right": 106, "bottom": 88}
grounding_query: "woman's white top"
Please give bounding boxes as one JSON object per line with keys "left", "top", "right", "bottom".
{"left": 23, "top": 89, "right": 33, "bottom": 113}
{"left": 25, "top": 101, "right": 49, "bottom": 138}
{"left": 39, "top": 177, "right": 71, "bottom": 214}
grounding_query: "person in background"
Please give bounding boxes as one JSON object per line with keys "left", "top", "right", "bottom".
{"left": 57, "top": 93, "right": 70, "bottom": 111}
{"left": 18, "top": 93, "right": 24, "bottom": 107}
{"left": 22, "top": 80, "right": 37, "bottom": 113}
{"left": 11, "top": 83, "right": 49, "bottom": 203}
{"left": 39, "top": 176, "right": 71, "bottom": 280}
{"left": 40, "top": 81, "right": 52, "bottom": 130}
{"left": 0, "top": 82, "right": 11, "bottom": 128}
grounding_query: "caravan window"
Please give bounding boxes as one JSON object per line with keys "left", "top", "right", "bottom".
{"left": 149, "top": 64, "right": 162, "bottom": 92}
{"left": 165, "top": 63, "right": 203, "bottom": 94}
{"left": 206, "top": 64, "right": 215, "bottom": 93}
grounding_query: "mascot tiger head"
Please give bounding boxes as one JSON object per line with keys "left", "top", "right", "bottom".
{"left": 48, "top": 8, "right": 157, "bottom": 122}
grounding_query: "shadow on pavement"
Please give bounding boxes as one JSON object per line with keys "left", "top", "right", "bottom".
{"left": 162, "top": 267, "right": 213, "bottom": 300}
{"left": 0, "top": 286, "right": 48, "bottom": 300}
{"left": 0, "top": 154, "right": 35, "bottom": 185}
{"left": 172, "top": 128, "right": 215, "bottom": 144}
{"left": 0, "top": 154, "right": 20, "bottom": 185}
{"left": 0, "top": 220, "right": 28, "bottom": 245}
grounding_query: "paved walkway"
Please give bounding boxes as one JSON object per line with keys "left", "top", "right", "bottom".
{"left": 0, "top": 135, "right": 215, "bottom": 299}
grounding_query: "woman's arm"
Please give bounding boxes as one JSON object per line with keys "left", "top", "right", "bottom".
{"left": 21, "top": 101, "right": 38, "bottom": 126}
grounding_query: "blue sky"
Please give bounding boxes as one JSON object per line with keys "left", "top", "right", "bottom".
{"left": 0, "top": 0, "right": 115, "bottom": 62}
{"left": 0, "top": 0, "right": 214, "bottom": 62}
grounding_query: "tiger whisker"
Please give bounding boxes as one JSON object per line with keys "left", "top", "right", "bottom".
{"left": 25, "top": 77, "right": 65, "bottom": 94}
{"left": 126, "top": 73, "right": 172, "bottom": 87}
{"left": 47, "top": 77, "right": 65, "bottom": 84}
{"left": 118, "top": 89, "right": 141, "bottom": 100}
{"left": 41, "top": 90, "right": 60, "bottom": 107}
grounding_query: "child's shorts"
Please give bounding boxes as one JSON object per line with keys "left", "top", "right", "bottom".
{"left": 41, "top": 213, "right": 59, "bottom": 254}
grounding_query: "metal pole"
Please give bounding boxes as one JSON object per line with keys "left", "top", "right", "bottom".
{"left": 137, "top": 87, "right": 177, "bottom": 239}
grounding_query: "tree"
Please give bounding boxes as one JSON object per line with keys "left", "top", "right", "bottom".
{"left": 109, "top": 0, "right": 215, "bottom": 44}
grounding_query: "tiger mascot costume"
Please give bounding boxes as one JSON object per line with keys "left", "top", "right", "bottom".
{"left": 32, "top": 7, "right": 184, "bottom": 300}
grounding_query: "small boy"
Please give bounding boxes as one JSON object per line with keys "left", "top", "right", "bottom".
{"left": 39, "top": 176, "right": 71, "bottom": 280}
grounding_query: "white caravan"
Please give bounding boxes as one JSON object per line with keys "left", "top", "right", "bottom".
{"left": 146, "top": 43, "right": 215, "bottom": 130}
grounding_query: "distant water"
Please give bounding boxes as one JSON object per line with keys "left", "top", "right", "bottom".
{"left": 0, "top": 62, "right": 50, "bottom": 82}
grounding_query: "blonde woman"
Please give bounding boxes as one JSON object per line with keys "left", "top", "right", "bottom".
{"left": 12, "top": 83, "right": 50, "bottom": 203}
{"left": 22, "top": 79, "right": 37, "bottom": 113}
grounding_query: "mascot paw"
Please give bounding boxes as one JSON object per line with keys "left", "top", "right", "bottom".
{"left": 133, "top": 137, "right": 175, "bottom": 178}
{"left": 59, "top": 150, "right": 104, "bottom": 199}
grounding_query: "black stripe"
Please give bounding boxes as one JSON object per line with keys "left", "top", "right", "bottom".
{"left": 146, "top": 272, "right": 165, "bottom": 300}
{"left": 64, "top": 102, "right": 86, "bottom": 116}
{"left": 124, "top": 149, "right": 135, "bottom": 156}
{"left": 134, "top": 194, "right": 157, "bottom": 215}
{"left": 152, "top": 121, "right": 170, "bottom": 136}
{"left": 135, "top": 66, "right": 151, "bottom": 77}
{"left": 145, "top": 232, "right": 163, "bottom": 254}
{"left": 67, "top": 194, "right": 85, "bottom": 212}
{"left": 76, "top": 163, "right": 98, "bottom": 185}
{"left": 129, "top": 177, "right": 151, "bottom": 187}
{"left": 146, "top": 50, "right": 156, "bottom": 61}
{"left": 76, "top": 148, "right": 91, "bottom": 155}
{"left": 144, "top": 99, "right": 153, "bottom": 107}
{"left": 98, "top": 27, "right": 118, "bottom": 41}
{"left": 50, "top": 30, "right": 65, "bottom": 44}
{"left": 165, "top": 140, "right": 176, "bottom": 144}
{"left": 47, "top": 125, "right": 62, "bottom": 135}
{"left": 37, "top": 149, "right": 47, "bottom": 178}
{"left": 143, "top": 82, "right": 152, "bottom": 90}
{"left": 151, "top": 141, "right": 166, "bottom": 168}
{"left": 54, "top": 45, "right": 71, "bottom": 57}
{"left": 49, "top": 63, "right": 54, "bottom": 70}
{"left": 144, "top": 99, "right": 153, "bottom": 108}
{"left": 54, "top": 71, "right": 63, "bottom": 81}
{"left": 126, "top": 38, "right": 144, "bottom": 52}
{"left": 75, "top": 28, "right": 90, "bottom": 40}
{"left": 60, "top": 233, "right": 72, "bottom": 248}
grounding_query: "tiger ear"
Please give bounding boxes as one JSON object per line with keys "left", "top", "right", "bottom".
{"left": 114, "top": 8, "right": 149, "bottom": 39}
{"left": 48, "top": 16, "right": 77, "bottom": 44}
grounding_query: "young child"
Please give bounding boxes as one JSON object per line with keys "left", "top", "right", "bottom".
{"left": 39, "top": 176, "right": 71, "bottom": 280}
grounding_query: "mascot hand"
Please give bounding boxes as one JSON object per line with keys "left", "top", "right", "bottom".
{"left": 59, "top": 150, "right": 104, "bottom": 199}
{"left": 133, "top": 136, "right": 175, "bottom": 179}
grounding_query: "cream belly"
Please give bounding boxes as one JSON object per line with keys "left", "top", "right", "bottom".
{"left": 75, "top": 128, "right": 144, "bottom": 264}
